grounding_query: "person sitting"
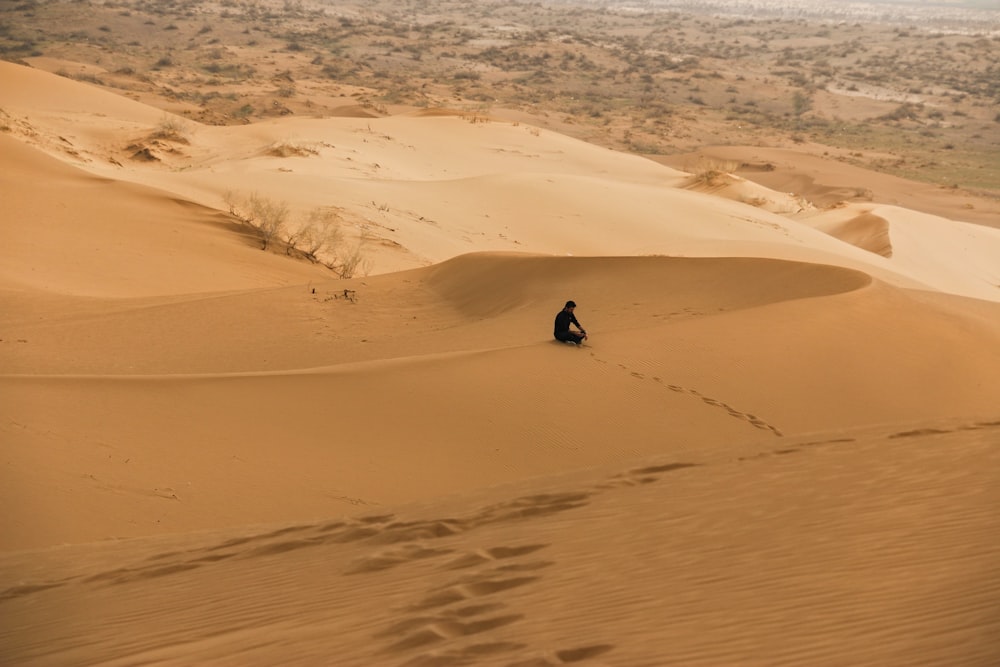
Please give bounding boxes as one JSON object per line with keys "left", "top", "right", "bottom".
{"left": 554, "top": 300, "right": 587, "bottom": 345}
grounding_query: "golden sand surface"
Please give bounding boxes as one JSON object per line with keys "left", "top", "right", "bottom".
{"left": 2, "top": 55, "right": 999, "bottom": 665}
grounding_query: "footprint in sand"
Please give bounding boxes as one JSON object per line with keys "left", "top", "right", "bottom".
{"left": 383, "top": 550, "right": 553, "bottom": 662}
{"left": 889, "top": 428, "right": 949, "bottom": 439}
{"left": 385, "top": 613, "right": 525, "bottom": 652}
{"left": 445, "top": 544, "right": 549, "bottom": 570}
{"left": 594, "top": 354, "right": 784, "bottom": 436}
{"left": 503, "top": 643, "right": 615, "bottom": 666}
{"left": 409, "top": 576, "right": 542, "bottom": 612}
{"left": 599, "top": 462, "right": 700, "bottom": 489}
{"left": 345, "top": 544, "right": 456, "bottom": 575}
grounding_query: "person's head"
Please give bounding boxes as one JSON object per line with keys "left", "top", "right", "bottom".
{"left": 564, "top": 300, "right": 576, "bottom": 311}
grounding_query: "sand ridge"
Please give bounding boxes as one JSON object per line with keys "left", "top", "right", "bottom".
{"left": 4, "top": 60, "right": 998, "bottom": 301}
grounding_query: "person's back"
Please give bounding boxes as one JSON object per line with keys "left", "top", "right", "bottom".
{"left": 553, "top": 309, "right": 575, "bottom": 335}
{"left": 553, "top": 300, "right": 587, "bottom": 344}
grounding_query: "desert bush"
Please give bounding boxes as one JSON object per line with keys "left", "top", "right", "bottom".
{"left": 690, "top": 159, "right": 739, "bottom": 186}
{"left": 335, "top": 243, "right": 372, "bottom": 279}
{"left": 792, "top": 91, "right": 812, "bottom": 118}
{"left": 880, "top": 103, "right": 922, "bottom": 122}
{"left": 70, "top": 71, "right": 104, "bottom": 85}
{"left": 202, "top": 61, "right": 255, "bottom": 80}
{"left": 225, "top": 193, "right": 353, "bottom": 266}
{"left": 248, "top": 194, "right": 289, "bottom": 250}
{"left": 226, "top": 192, "right": 289, "bottom": 251}
{"left": 150, "top": 115, "right": 189, "bottom": 143}
{"left": 288, "top": 207, "right": 343, "bottom": 261}
{"left": 265, "top": 140, "right": 317, "bottom": 157}
{"left": 223, "top": 190, "right": 242, "bottom": 218}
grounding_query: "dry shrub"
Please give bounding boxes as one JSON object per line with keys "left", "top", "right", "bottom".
{"left": 247, "top": 194, "right": 289, "bottom": 250}
{"left": 223, "top": 194, "right": 361, "bottom": 274}
{"left": 336, "top": 243, "right": 373, "bottom": 279}
{"left": 149, "top": 115, "right": 190, "bottom": 144}
{"left": 265, "top": 140, "right": 318, "bottom": 157}
{"left": 225, "top": 191, "right": 288, "bottom": 250}
{"left": 690, "top": 159, "right": 740, "bottom": 186}
{"left": 289, "top": 207, "right": 343, "bottom": 262}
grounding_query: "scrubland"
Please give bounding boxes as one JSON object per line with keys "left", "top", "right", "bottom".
{"left": 2, "top": 0, "right": 998, "bottom": 193}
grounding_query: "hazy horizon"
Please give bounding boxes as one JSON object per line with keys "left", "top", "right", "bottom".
{"left": 549, "top": 0, "right": 1000, "bottom": 29}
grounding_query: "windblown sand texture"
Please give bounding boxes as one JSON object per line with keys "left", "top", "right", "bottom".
{"left": 2, "top": 59, "right": 999, "bottom": 666}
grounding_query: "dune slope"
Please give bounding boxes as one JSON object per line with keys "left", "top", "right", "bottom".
{"left": 4, "top": 61, "right": 999, "bottom": 302}
{"left": 0, "top": 134, "right": 328, "bottom": 297}
{"left": 4, "top": 253, "right": 1000, "bottom": 551}
{"left": 2, "top": 419, "right": 998, "bottom": 666}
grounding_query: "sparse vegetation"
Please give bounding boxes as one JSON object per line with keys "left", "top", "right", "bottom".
{"left": 264, "top": 140, "right": 317, "bottom": 158}
{"left": 690, "top": 159, "right": 740, "bottom": 186}
{"left": 224, "top": 192, "right": 367, "bottom": 277}
{"left": 150, "top": 115, "right": 189, "bottom": 143}
{"left": 287, "top": 207, "right": 343, "bottom": 263}
{"left": 1, "top": 0, "right": 997, "bottom": 194}
{"left": 225, "top": 191, "right": 289, "bottom": 251}
{"left": 246, "top": 193, "right": 288, "bottom": 251}
{"left": 792, "top": 91, "right": 812, "bottom": 125}
{"left": 336, "top": 242, "right": 372, "bottom": 279}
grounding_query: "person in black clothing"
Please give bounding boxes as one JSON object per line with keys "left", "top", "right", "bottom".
{"left": 554, "top": 300, "right": 587, "bottom": 344}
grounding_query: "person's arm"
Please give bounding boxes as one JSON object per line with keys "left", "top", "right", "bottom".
{"left": 572, "top": 314, "right": 586, "bottom": 333}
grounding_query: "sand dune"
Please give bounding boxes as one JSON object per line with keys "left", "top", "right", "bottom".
{"left": 658, "top": 145, "right": 1000, "bottom": 228}
{"left": 4, "top": 253, "right": 999, "bottom": 552}
{"left": 800, "top": 203, "right": 1000, "bottom": 302}
{"left": 1, "top": 134, "right": 328, "bottom": 297}
{"left": 681, "top": 170, "right": 813, "bottom": 215}
{"left": 3, "top": 55, "right": 1000, "bottom": 666}
{"left": 807, "top": 209, "right": 894, "bottom": 257}
{"left": 2, "top": 419, "right": 999, "bottom": 665}
{"left": 5, "top": 60, "right": 999, "bottom": 302}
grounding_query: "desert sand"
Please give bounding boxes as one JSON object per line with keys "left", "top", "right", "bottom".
{"left": 2, "top": 55, "right": 1000, "bottom": 666}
